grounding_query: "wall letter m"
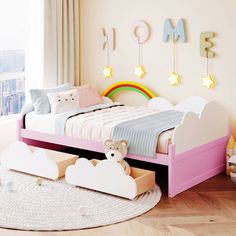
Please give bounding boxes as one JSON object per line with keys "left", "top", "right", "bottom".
{"left": 163, "top": 19, "right": 187, "bottom": 43}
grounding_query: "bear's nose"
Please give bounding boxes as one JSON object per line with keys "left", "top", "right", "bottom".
{"left": 111, "top": 153, "right": 115, "bottom": 157}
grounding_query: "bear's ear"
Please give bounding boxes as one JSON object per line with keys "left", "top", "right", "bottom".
{"left": 104, "top": 139, "right": 112, "bottom": 146}
{"left": 120, "top": 140, "right": 128, "bottom": 147}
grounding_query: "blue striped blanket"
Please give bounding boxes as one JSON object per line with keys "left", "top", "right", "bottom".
{"left": 112, "top": 110, "right": 184, "bottom": 157}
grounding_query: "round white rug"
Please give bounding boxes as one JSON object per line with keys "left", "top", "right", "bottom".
{"left": 0, "top": 168, "right": 161, "bottom": 231}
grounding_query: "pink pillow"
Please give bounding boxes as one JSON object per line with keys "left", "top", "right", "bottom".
{"left": 79, "top": 88, "right": 104, "bottom": 108}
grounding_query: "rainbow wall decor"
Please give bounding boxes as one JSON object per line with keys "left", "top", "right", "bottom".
{"left": 102, "top": 81, "right": 156, "bottom": 100}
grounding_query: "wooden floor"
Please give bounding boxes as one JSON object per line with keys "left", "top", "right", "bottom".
{"left": 0, "top": 173, "right": 235, "bottom": 236}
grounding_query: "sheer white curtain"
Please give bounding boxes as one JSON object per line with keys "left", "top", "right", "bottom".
{"left": 26, "top": 0, "right": 80, "bottom": 90}
{"left": 25, "top": 0, "right": 44, "bottom": 90}
{"left": 44, "top": 0, "right": 80, "bottom": 87}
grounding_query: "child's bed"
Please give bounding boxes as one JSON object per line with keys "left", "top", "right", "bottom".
{"left": 18, "top": 94, "right": 229, "bottom": 197}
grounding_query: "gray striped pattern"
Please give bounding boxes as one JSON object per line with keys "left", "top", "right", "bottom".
{"left": 55, "top": 103, "right": 123, "bottom": 135}
{"left": 112, "top": 110, "right": 184, "bottom": 157}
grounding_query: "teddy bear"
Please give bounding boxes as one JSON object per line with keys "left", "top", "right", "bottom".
{"left": 104, "top": 139, "right": 131, "bottom": 175}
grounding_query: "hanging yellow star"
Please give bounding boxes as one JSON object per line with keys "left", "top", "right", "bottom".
{"left": 102, "top": 66, "right": 113, "bottom": 78}
{"left": 134, "top": 65, "right": 145, "bottom": 78}
{"left": 168, "top": 72, "right": 180, "bottom": 85}
{"left": 202, "top": 74, "right": 216, "bottom": 89}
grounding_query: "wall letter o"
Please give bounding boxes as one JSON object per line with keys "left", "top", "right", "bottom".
{"left": 131, "top": 20, "right": 150, "bottom": 44}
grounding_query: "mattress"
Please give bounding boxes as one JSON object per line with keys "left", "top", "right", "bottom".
{"left": 25, "top": 112, "right": 61, "bottom": 134}
{"left": 25, "top": 106, "right": 174, "bottom": 154}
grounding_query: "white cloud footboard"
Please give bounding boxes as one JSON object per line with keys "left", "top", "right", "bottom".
{"left": 149, "top": 97, "right": 229, "bottom": 154}
{"left": 173, "top": 101, "right": 229, "bottom": 154}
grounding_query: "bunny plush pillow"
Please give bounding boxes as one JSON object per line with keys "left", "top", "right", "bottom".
{"left": 47, "top": 89, "right": 80, "bottom": 114}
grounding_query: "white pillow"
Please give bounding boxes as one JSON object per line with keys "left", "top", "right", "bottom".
{"left": 47, "top": 89, "right": 80, "bottom": 114}
{"left": 73, "top": 84, "right": 90, "bottom": 90}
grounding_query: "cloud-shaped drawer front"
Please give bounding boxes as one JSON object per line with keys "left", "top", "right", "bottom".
{"left": 65, "top": 158, "right": 138, "bottom": 199}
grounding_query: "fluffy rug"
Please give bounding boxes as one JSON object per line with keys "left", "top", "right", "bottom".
{"left": 0, "top": 168, "right": 161, "bottom": 231}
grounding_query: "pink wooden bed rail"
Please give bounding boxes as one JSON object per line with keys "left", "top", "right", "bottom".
{"left": 17, "top": 119, "right": 229, "bottom": 197}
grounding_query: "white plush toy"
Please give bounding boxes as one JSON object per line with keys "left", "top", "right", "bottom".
{"left": 228, "top": 155, "right": 236, "bottom": 186}
{"left": 104, "top": 139, "right": 131, "bottom": 175}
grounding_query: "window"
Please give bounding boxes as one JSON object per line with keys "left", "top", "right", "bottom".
{"left": 0, "top": 50, "right": 25, "bottom": 116}
{"left": 0, "top": 0, "right": 28, "bottom": 117}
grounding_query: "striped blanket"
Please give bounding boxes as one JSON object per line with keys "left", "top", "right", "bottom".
{"left": 112, "top": 110, "right": 184, "bottom": 157}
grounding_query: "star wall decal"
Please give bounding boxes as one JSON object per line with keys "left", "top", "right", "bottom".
{"left": 102, "top": 66, "right": 113, "bottom": 78}
{"left": 202, "top": 74, "right": 216, "bottom": 89}
{"left": 134, "top": 65, "right": 146, "bottom": 78}
{"left": 168, "top": 72, "right": 181, "bottom": 85}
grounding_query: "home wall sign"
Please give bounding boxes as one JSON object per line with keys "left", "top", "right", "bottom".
{"left": 163, "top": 18, "right": 187, "bottom": 86}
{"left": 200, "top": 32, "right": 216, "bottom": 89}
{"left": 131, "top": 20, "right": 150, "bottom": 78}
{"left": 101, "top": 28, "right": 116, "bottom": 78}
{"left": 100, "top": 20, "right": 218, "bottom": 91}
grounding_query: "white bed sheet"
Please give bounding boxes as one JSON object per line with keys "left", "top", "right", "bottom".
{"left": 25, "top": 107, "right": 173, "bottom": 154}
{"left": 25, "top": 112, "right": 61, "bottom": 134}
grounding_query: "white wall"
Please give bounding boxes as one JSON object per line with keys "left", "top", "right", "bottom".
{"left": 80, "top": 0, "right": 236, "bottom": 137}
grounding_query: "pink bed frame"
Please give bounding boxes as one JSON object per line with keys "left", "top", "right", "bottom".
{"left": 17, "top": 119, "right": 229, "bottom": 197}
